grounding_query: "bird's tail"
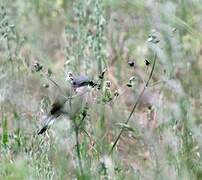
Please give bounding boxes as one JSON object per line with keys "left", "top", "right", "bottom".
{"left": 37, "top": 116, "right": 55, "bottom": 135}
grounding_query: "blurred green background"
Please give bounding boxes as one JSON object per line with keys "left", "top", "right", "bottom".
{"left": 0, "top": 0, "right": 202, "bottom": 179}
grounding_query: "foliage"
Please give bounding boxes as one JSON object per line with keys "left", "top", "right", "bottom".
{"left": 0, "top": 0, "right": 202, "bottom": 179}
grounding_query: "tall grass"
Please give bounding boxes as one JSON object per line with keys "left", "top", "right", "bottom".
{"left": 0, "top": 0, "right": 202, "bottom": 179}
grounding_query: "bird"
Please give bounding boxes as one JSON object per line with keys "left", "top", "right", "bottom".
{"left": 37, "top": 98, "right": 67, "bottom": 135}
{"left": 71, "top": 75, "right": 97, "bottom": 89}
{"left": 37, "top": 74, "right": 96, "bottom": 135}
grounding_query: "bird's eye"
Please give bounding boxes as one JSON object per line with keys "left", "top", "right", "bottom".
{"left": 73, "top": 81, "right": 76, "bottom": 85}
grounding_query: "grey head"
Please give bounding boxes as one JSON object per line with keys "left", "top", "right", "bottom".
{"left": 71, "top": 75, "right": 96, "bottom": 89}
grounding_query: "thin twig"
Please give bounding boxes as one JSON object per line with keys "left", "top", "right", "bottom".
{"left": 48, "top": 76, "right": 63, "bottom": 91}
{"left": 81, "top": 127, "right": 98, "bottom": 154}
{"left": 110, "top": 53, "right": 157, "bottom": 153}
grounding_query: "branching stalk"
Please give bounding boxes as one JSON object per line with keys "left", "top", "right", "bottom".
{"left": 110, "top": 53, "right": 157, "bottom": 153}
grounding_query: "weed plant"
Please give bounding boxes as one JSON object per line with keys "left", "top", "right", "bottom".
{"left": 0, "top": 0, "right": 202, "bottom": 180}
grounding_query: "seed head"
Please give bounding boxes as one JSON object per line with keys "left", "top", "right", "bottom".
{"left": 128, "top": 60, "right": 135, "bottom": 67}
{"left": 105, "top": 80, "right": 111, "bottom": 89}
{"left": 145, "top": 59, "right": 150, "bottom": 66}
{"left": 43, "top": 83, "right": 49, "bottom": 88}
{"left": 114, "top": 90, "right": 119, "bottom": 97}
{"left": 99, "top": 68, "right": 106, "bottom": 79}
{"left": 33, "top": 60, "right": 43, "bottom": 72}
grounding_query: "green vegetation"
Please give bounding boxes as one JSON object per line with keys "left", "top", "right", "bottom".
{"left": 0, "top": 0, "right": 202, "bottom": 179}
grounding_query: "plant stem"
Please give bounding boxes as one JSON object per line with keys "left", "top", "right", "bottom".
{"left": 110, "top": 53, "right": 157, "bottom": 153}
{"left": 75, "top": 125, "right": 84, "bottom": 178}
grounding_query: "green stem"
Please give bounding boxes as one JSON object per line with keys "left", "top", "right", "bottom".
{"left": 110, "top": 53, "right": 157, "bottom": 153}
{"left": 75, "top": 125, "right": 84, "bottom": 178}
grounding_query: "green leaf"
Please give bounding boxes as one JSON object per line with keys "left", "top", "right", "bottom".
{"left": 116, "top": 123, "right": 138, "bottom": 134}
